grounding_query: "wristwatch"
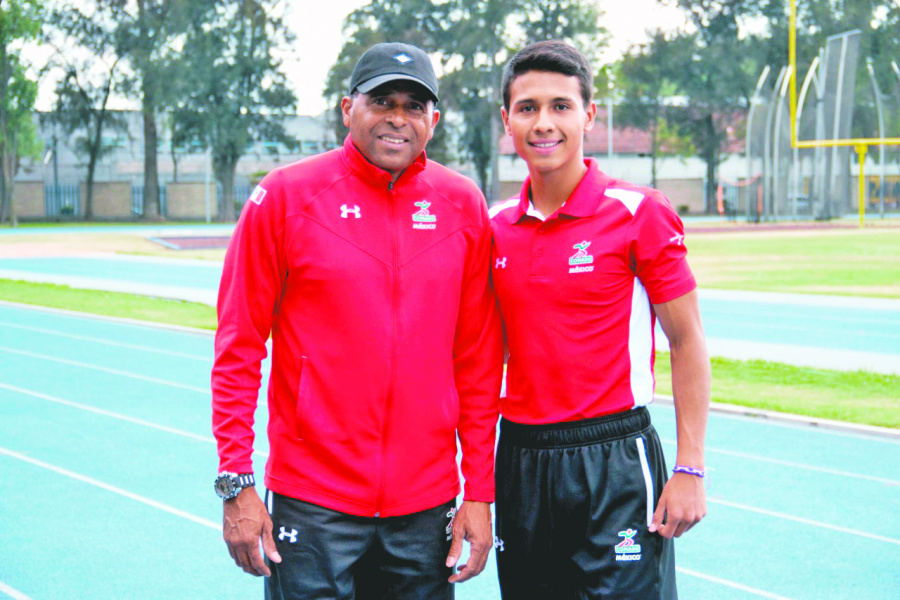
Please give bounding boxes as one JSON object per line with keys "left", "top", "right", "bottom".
{"left": 214, "top": 472, "right": 255, "bottom": 500}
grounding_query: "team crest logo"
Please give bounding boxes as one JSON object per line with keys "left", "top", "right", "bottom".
{"left": 568, "top": 241, "right": 594, "bottom": 273}
{"left": 614, "top": 529, "right": 642, "bottom": 562}
{"left": 412, "top": 201, "right": 437, "bottom": 229}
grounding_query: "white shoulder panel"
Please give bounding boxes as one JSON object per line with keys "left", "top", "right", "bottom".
{"left": 605, "top": 188, "right": 645, "bottom": 216}
{"left": 489, "top": 198, "right": 520, "bottom": 219}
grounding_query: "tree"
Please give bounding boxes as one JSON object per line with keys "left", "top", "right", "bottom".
{"left": 616, "top": 32, "right": 695, "bottom": 189}
{"left": 111, "top": 0, "right": 217, "bottom": 220}
{"left": 0, "top": 0, "right": 41, "bottom": 226}
{"left": 45, "top": 2, "right": 128, "bottom": 220}
{"left": 653, "top": 1, "right": 763, "bottom": 212}
{"left": 170, "top": 0, "right": 297, "bottom": 222}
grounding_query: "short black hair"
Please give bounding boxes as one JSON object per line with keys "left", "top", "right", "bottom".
{"left": 501, "top": 40, "right": 593, "bottom": 110}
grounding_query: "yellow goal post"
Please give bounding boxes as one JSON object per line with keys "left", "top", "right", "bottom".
{"left": 788, "top": 0, "right": 900, "bottom": 224}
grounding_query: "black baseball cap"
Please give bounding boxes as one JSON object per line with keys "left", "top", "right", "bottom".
{"left": 349, "top": 42, "right": 439, "bottom": 103}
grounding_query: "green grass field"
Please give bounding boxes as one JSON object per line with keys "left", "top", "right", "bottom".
{"left": 686, "top": 226, "right": 900, "bottom": 298}
{"left": 0, "top": 279, "right": 218, "bottom": 330}
{"left": 653, "top": 353, "right": 899, "bottom": 429}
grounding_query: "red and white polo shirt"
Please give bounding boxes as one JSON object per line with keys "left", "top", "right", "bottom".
{"left": 490, "top": 158, "right": 696, "bottom": 424}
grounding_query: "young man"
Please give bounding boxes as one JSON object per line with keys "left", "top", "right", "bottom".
{"left": 211, "top": 42, "right": 503, "bottom": 599}
{"left": 489, "top": 40, "right": 711, "bottom": 599}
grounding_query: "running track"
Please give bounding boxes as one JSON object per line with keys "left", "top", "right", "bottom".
{"left": 0, "top": 302, "right": 897, "bottom": 599}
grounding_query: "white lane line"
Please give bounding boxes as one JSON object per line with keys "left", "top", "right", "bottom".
{"left": 0, "top": 382, "right": 269, "bottom": 459}
{"left": 0, "top": 446, "right": 221, "bottom": 530}
{"left": 0, "top": 383, "right": 214, "bottom": 442}
{"left": 0, "top": 581, "right": 35, "bottom": 600}
{"left": 708, "top": 447, "right": 899, "bottom": 486}
{"left": 659, "top": 437, "right": 900, "bottom": 486}
{"left": 0, "top": 320, "right": 211, "bottom": 362}
{"left": 676, "top": 567, "right": 793, "bottom": 599}
{"left": 709, "top": 498, "right": 900, "bottom": 546}
{"left": 0, "top": 346, "right": 208, "bottom": 393}
{"left": 0, "top": 299, "right": 215, "bottom": 335}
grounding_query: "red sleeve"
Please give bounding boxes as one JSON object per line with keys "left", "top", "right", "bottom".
{"left": 627, "top": 192, "right": 696, "bottom": 305}
{"left": 211, "top": 171, "right": 287, "bottom": 474}
{"left": 453, "top": 195, "right": 504, "bottom": 503}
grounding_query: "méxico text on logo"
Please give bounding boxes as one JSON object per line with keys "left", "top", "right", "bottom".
{"left": 614, "top": 528, "right": 642, "bottom": 562}
{"left": 412, "top": 201, "right": 437, "bottom": 229}
{"left": 568, "top": 241, "right": 594, "bottom": 273}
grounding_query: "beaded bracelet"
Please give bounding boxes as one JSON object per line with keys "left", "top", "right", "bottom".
{"left": 672, "top": 465, "right": 705, "bottom": 478}
{"left": 673, "top": 465, "right": 711, "bottom": 490}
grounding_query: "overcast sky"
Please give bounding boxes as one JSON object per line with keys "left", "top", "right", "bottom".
{"left": 34, "top": 0, "right": 690, "bottom": 116}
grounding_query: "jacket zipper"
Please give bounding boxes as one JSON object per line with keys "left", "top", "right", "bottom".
{"left": 376, "top": 179, "right": 400, "bottom": 517}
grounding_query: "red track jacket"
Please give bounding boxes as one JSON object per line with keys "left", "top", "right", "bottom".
{"left": 212, "top": 136, "right": 503, "bottom": 517}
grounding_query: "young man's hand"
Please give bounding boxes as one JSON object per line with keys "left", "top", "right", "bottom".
{"left": 223, "top": 487, "right": 282, "bottom": 576}
{"left": 649, "top": 472, "right": 707, "bottom": 538}
{"left": 446, "top": 500, "right": 492, "bottom": 583}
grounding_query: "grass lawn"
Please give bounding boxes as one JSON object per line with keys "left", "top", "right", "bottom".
{"left": 654, "top": 352, "right": 900, "bottom": 429}
{"left": 685, "top": 226, "right": 900, "bottom": 298}
{"left": 0, "top": 279, "right": 218, "bottom": 330}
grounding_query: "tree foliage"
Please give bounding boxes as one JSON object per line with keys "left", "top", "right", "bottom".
{"left": 0, "top": 0, "right": 41, "bottom": 226}
{"left": 44, "top": 2, "right": 129, "bottom": 219}
{"left": 107, "top": 0, "right": 218, "bottom": 220}
{"left": 616, "top": 31, "right": 695, "bottom": 189}
{"left": 170, "top": 0, "right": 297, "bottom": 222}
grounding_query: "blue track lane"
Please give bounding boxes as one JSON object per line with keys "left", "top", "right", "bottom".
{"left": 1, "top": 303, "right": 898, "bottom": 600}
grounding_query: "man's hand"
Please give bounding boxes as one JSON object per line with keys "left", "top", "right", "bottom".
{"left": 648, "top": 472, "right": 707, "bottom": 538}
{"left": 446, "top": 500, "right": 492, "bottom": 583}
{"left": 223, "top": 487, "right": 281, "bottom": 576}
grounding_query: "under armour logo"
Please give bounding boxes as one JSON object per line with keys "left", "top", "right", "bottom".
{"left": 341, "top": 204, "right": 361, "bottom": 218}
{"left": 669, "top": 233, "right": 684, "bottom": 245}
{"left": 495, "top": 257, "right": 507, "bottom": 269}
{"left": 278, "top": 527, "right": 298, "bottom": 543}
{"left": 494, "top": 536, "right": 505, "bottom": 552}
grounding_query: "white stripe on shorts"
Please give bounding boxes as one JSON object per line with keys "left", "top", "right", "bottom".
{"left": 635, "top": 437, "right": 654, "bottom": 528}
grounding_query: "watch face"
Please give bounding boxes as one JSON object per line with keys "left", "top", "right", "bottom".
{"left": 215, "top": 474, "right": 238, "bottom": 499}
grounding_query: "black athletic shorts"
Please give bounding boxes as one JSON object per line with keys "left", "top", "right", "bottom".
{"left": 264, "top": 492, "right": 455, "bottom": 600}
{"left": 495, "top": 406, "right": 676, "bottom": 599}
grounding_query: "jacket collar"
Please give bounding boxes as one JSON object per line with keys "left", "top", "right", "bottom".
{"left": 341, "top": 134, "right": 427, "bottom": 187}
{"left": 513, "top": 158, "right": 609, "bottom": 222}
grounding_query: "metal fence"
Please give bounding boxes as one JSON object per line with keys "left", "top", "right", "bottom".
{"left": 131, "top": 185, "right": 168, "bottom": 217}
{"left": 43, "top": 183, "right": 80, "bottom": 217}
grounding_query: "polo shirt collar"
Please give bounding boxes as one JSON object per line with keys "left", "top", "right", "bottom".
{"left": 341, "top": 134, "right": 426, "bottom": 187}
{"left": 514, "top": 158, "right": 609, "bottom": 223}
